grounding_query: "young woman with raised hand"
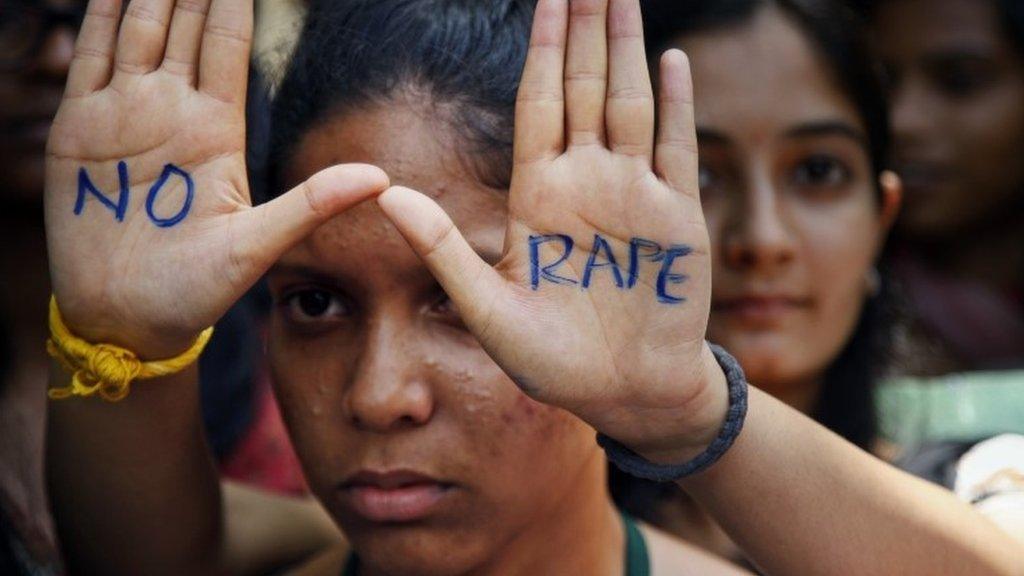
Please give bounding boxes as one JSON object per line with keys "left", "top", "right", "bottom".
{"left": 43, "top": 0, "right": 1022, "bottom": 574}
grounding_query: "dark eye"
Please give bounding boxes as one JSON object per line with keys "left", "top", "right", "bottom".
{"left": 930, "top": 62, "right": 995, "bottom": 99}
{"left": 698, "top": 164, "right": 715, "bottom": 191}
{"left": 430, "top": 290, "right": 466, "bottom": 329}
{"left": 698, "top": 163, "right": 728, "bottom": 202}
{"left": 792, "top": 155, "right": 851, "bottom": 189}
{"left": 434, "top": 294, "right": 456, "bottom": 314}
{"left": 879, "top": 61, "right": 902, "bottom": 96}
{"left": 282, "top": 289, "right": 349, "bottom": 323}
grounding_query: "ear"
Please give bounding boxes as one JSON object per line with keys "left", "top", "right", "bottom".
{"left": 876, "top": 170, "right": 903, "bottom": 245}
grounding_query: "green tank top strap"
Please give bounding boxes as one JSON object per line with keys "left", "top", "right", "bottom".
{"left": 341, "top": 552, "right": 358, "bottom": 576}
{"left": 622, "top": 513, "right": 651, "bottom": 576}
{"left": 340, "top": 513, "right": 650, "bottom": 576}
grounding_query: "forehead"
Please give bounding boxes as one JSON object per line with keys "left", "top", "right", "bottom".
{"left": 283, "top": 103, "right": 507, "bottom": 275}
{"left": 876, "top": 0, "right": 1004, "bottom": 53}
{"left": 673, "top": 5, "right": 861, "bottom": 139}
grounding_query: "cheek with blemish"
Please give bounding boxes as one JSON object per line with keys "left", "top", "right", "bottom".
{"left": 435, "top": 353, "right": 574, "bottom": 458}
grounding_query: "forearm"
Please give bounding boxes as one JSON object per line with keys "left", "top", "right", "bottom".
{"left": 47, "top": 363, "right": 227, "bottom": 576}
{"left": 680, "top": 387, "right": 1024, "bottom": 576}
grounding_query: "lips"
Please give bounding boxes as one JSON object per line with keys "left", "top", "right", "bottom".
{"left": 339, "top": 470, "right": 454, "bottom": 523}
{"left": 713, "top": 296, "right": 810, "bottom": 325}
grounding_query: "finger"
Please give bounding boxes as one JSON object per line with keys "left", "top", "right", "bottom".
{"left": 198, "top": 0, "right": 253, "bottom": 103}
{"left": 230, "top": 164, "right": 390, "bottom": 278}
{"left": 65, "top": 0, "right": 123, "bottom": 97}
{"left": 377, "top": 187, "right": 507, "bottom": 336}
{"left": 564, "top": 0, "right": 608, "bottom": 146}
{"left": 606, "top": 0, "right": 654, "bottom": 159}
{"left": 514, "top": 0, "right": 568, "bottom": 164}
{"left": 654, "top": 50, "right": 699, "bottom": 195}
{"left": 162, "top": 0, "right": 211, "bottom": 81}
{"left": 113, "top": 0, "right": 175, "bottom": 77}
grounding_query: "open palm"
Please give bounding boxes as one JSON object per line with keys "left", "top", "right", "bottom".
{"left": 46, "top": 0, "right": 388, "bottom": 358}
{"left": 380, "top": 0, "right": 717, "bottom": 448}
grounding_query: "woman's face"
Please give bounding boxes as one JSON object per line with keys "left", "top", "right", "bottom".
{"left": 0, "top": 0, "right": 80, "bottom": 201}
{"left": 676, "top": 7, "right": 897, "bottom": 408}
{"left": 266, "top": 102, "right": 602, "bottom": 574}
{"left": 875, "top": 0, "right": 1024, "bottom": 238}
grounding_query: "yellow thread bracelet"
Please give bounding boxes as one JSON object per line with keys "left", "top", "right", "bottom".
{"left": 46, "top": 296, "right": 214, "bottom": 402}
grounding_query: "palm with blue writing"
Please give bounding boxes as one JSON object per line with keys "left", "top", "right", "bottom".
{"left": 379, "top": 0, "right": 725, "bottom": 457}
{"left": 45, "top": 0, "right": 389, "bottom": 358}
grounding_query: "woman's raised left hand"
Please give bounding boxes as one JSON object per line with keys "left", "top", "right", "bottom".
{"left": 378, "top": 0, "right": 726, "bottom": 459}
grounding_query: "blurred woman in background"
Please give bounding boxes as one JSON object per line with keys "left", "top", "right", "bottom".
{"left": 870, "top": 0, "right": 1024, "bottom": 374}
{"left": 613, "top": 0, "right": 1023, "bottom": 563}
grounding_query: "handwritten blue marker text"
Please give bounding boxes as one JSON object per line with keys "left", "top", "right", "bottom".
{"left": 529, "top": 234, "right": 692, "bottom": 304}
{"left": 74, "top": 162, "right": 195, "bottom": 228}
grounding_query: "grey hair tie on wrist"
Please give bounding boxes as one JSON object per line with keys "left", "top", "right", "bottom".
{"left": 597, "top": 344, "right": 749, "bottom": 482}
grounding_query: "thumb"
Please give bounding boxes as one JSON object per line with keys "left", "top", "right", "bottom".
{"left": 377, "top": 186, "right": 507, "bottom": 333}
{"left": 232, "top": 163, "right": 390, "bottom": 275}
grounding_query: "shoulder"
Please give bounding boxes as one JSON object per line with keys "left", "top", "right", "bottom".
{"left": 643, "top": 522, "right": 752, "bottom": 575}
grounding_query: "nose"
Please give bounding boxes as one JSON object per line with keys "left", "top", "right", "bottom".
{"left": 34, "top": 26, "right": 76, "bottom": 79}
{"left": 890, "top": 78, "right": 932, "bottom": 147}
{"left": 720, "top": 171, "right": 796, "bottom": 274}
{"left": 344, "top": 319, "right": 435, "bottom": 433}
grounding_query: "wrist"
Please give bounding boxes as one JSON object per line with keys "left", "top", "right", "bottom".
{"left": 629, "top": 342, "right": 730, "bottom": 465}
{"left": 53, "top": 293, "right": 204, "bottom": 361}
{"left": 47, "top": 295, "right": 214, "bottom": 402}
{"left": 598, "top": 343, "right": 748, "bottom": 482}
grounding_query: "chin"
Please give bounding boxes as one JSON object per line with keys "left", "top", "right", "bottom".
{"left": 347, "top": 527, "right": 489, "bottom": 576}
{"left": 714, "top": 333, "right": 807, "bottom": 387}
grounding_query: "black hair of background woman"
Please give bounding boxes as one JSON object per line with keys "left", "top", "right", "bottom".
{"left": 850, "top": 0, "right": 1024, "bottom": 53}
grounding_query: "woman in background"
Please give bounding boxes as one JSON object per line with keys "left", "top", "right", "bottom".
{"left": 613, "top": 0, "right": 1023, "bottom": 563}
{"left": 869, "top": 0, "right": 1024, "bottom": 373}
{"left": 869, "top": 0, "right": 1024, "bottom": 540}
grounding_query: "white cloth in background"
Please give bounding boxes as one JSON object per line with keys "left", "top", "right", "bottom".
{"left": 954, "top": 434, "right": 1024, "bottom": 542}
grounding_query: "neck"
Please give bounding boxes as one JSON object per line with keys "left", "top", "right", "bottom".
{"left": 765, "top": 376, "right": 822, "bottom": 417}
{"left": 471, "top": 449, "right": 624, "bottom": 576}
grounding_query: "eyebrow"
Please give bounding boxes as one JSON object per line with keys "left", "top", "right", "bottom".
{"left": 783, "top": 121, "right": 868, "bottom": 147}
{"left": 923, "top": 45, "right": 999, "bottom": 62}
{"left": 695, "top": 128, "right": 731, "bottom": 146}
{"left": 697, "top": 120, "right": 868, "bottom": 150}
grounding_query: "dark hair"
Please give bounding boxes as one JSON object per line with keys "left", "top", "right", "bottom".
{"left": 1000, "top": 0, "right": 1024, "bottom": 55}
{"left": 266, "top": 0, "right": 536, "bottom": 199}
{"left": 853, "top": 0, "right": 1024, "bottom": 57}
{"left": 611, "top": 0, "right": 894, "bottom": 518}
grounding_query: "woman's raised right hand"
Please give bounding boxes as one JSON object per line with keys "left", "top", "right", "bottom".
{"left": 45, "top": 0, "right": 389, "bottom": 358}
